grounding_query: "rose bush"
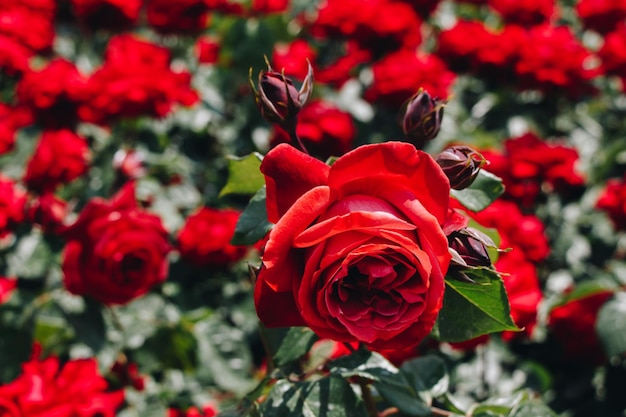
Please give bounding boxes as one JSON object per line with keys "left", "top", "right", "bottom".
{"left": 255, "top": 141, "right": 451, "bottom": 351}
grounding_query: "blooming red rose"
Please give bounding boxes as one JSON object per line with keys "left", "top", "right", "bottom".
{"left": 255, "top": 142, "right": 451, "bottom": 351}
{"left": 515, "top": 25, "right": 597, "bottom": 97}
{"left": 576, "top": 0, "right": 626, "bottom": 34}
{"left": 487, "top": 0, "right": 555, "bottom": 26}
{"left": 71, "top": 0, "right": 141, "bottom": 31}
{"left": 309, "top": 0, "right": 422, "bottom": 54}
{"left": 596, "top": 174, "right": 626, "bottom": 231}
{"left": 0, "top": 276, "right": 17, "bottom": 304}
{"left": 146, "top": 0, "right": 209, "bottom": 34}
{"left": 365, "top": 50, "right": 455, "bottom": 107}
{"left": 0, "top": 346, "right": 125, "bottom": 417}
{"left": 548, "top": 289, "right": 614, "bottom": 364}
{"left": 177, "top": 207, "right": 248, "bottom": 268}
{"left": 270, "top": 99, "right": 356, "bottom": 160}
{"left": 195, "top": 36, "right": 220, "bottom": 65}
{"left": 0, "top": 174, "right": 26, "bottom": 239}
{"left": 78, "top": 35, "right": 199, "bottom": 125}
{"left": 167, "top": 403, "right": 217, "bottom": 417}
{"left": 272, "top": 39, "right": 317, "bottom": 80}
{"left": 250, "top": 0, "right": 289, "bottom": 14}
{"left": 0, "top": 34, "right": 31, "bottom": 75}
{"left": 0, "top": 3, "right": 54, "bottom": 52}
{"left": 598, "top": 23, "right": 626, "bottom": 90}
{"left": 23, "top": 129, "right": 90, "bottom": 193}
{"left": 25, "top": 192, "right": 68, "bottom": 234}
{"left": 480, "top": 132, "right": 585, "bottom": 207}
{"left": 315, "top": 41, "right": 371, "bottom": 87}
{"left": 62, "top": 182, "right": 171, "bottom": 305}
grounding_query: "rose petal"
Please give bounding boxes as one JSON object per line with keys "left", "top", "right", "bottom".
{"left": 254, "top": 277, "right": 306, "bottom": 327}
{"left": 260, "top": 143, "right": 330, "bottom": 223}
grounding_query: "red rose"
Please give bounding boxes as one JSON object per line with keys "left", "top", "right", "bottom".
{"left": 0, "top": 3, "right": 54, "bottom": 52}
{"left": 167, "top": 404, "right": 217, "bottom": 417}
{"left": 548, "top": 289, "right": 614, "bottom": 364}
{"left": 487, "top": 0, "right": 555, "bottom": 26}
{"left": 25, "top": 192, "right": 68, "bottom": 234}
{"left": 255, "top": 142, "right": 451, "bottom": 351}
{"left": 576, "top": 0, "right": 626, "bottom": 34}
{"left": 0, "top": 347, "right": 125, "bottom": 417}
{"left": 250, "top": 0, "right": 289, "bottom": 14}
{"left": 270, "top": 99, "right": 356, "bottom": 160}
{"left": 272, "top": 39, "right": 317, "bottom": 80}
{"left": 177, "top": 207, "right": 248, "bottom": 268}
{"left": 315, "top": 41, "right": 371, "bottom": 87}
{"left": 16, "top": 58, "right": 87, "bottom": 127}
{"left": 23, "top": 129, "right": 90, "bottom": 193}
{"left": 365, "top": 50, "right": 455, "bottom": 107}
{"left": 0, "top": 102, "right": 31, "bottom": 155}
{"left": 62, "top": 182, "right": 171, "bottom": 305}
{"left": 0, "top": 174, "right": 26, "bottom": 239}
{"left": 0, "top": 276, "right": 16, "bottom": 304}
{"left": 78, "top": 35, "right": 199, "bottom": 125}
{"left": 598, "top": 23, "right": 626, "bottom": 90}
{"left": 146, "top": 0, "right": 209, "bottom": 34}
{"left": 0, "top": 34, "right": 31, "bottom": 75}
{"left": 596, "top": 174, "right": 626, "bottom": 231}
{"left": 515, "top": 25, "right": 597, "bottom": 97}
{"left": 71, "top": 0, "right": 141, "bottom": 31}
{"left": 195, "top": 36, "right": 220, "bottom": 65}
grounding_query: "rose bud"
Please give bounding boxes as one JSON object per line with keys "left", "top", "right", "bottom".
{"left": 401, "top": 88, "right": 447, "bottom": 149}
{"left": 436, "top": 145, "right": 487, "bottom": 190}
{"left": 250, "top": 58, "right": 313, "bottom": 128}
{"left": 448, "top": 227, "right": 495, "bottom": 268}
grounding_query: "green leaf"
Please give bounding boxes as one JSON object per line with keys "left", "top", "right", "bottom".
{"left": 596, "top": 291, "right": 626, "bottom": 357}
{"left": 0, "top": 320, "right": 33, "bottom": 383}
{"left": 231, "top": 186, "right": 273, "bottom": 245}
{"left": 451, "top": 170, "right": 504, "bottom": 212}
{"left": 508, "top": 399, "right": 557, "bottom": 417}
{"left": 259, "top": 376, "right": 367, "bottom": 417}
{"left": 219, "top": 153, "right": 265, "bottom": 197}
{"left": 274, "top": 327, "right": 319, "bottom": 367}
{"left": 61, "top": 297, "right": 106, "bottom": 353}
{"left": 329, "top": 349, "right": 431, "bottom": 416}
{"left": 400, "top": 355, "right": 449, "bottom": 403}
{"left": 436, "top": 269, "right": 519, "bottom": 342}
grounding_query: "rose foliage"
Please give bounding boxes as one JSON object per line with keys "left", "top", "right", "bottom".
{"left": 1, "top": 0, "right": 626, "bottom": 417}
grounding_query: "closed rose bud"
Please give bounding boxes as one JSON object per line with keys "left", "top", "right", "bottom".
{"left": 250, "top": 58, "right": 313, "bottom": 128}
{"left": 436, "top": 145, "right": 486, "bottom": 190}
{"left": 448, "top": 227, "right": 494, "bottom": 268}
{"left": 402, "top": 88, "right": 446, "bottom": 148}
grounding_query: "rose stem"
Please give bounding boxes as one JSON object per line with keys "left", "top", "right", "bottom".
{"left": 283, "top": 118, "right": 309, "bottom": 155}
{"left": 358, "top": 380, "right": 378, "bottom": 417}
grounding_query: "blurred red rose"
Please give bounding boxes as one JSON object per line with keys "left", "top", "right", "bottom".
{"left": 146, "top": 0, "right": 209, "bottom": 34}
{"left": 365, "top": 50, "right": 455, "bottom": 107}
{"left": 177, "top": 207, "right": 247, "bottom": 268}
{"left": 0, "top": 102, "right": 31, "bottom": 155}
{"left": 62, "top": 182, "right": 171, "bottom": 305}
{"left": 270, "top": 99, "right": 356, "bottom": 160}
{"left": 110, "top": 359, "right": 145, "bottom": 391}
{"left": 576, "top": 0, "right": 626, "bottom": 34}
{"left": 487, "top": 0, "right": 555, "bottom": 26}
{"left": 250, "top": 0, "right": 289, "bottom": 14}
{"left": 0, "top": 34, "right": 31, "bottom": 75}
{"left": 596, "top": 174, "right": 626, "bottom": 231}
{"left": 515, "top": 25, "right": 597, "bottom": 97}
{"left": 272, "top": 39, "right": 317, "bottom": 80}
{"left": 398, "top": 0, "right": 442, "bottom": 18}
{"left": 0, "top": 347, "right": 125, "bottom": 417}
{"left": 255, "top": 142, "right": 451, "bottom": 351}
{"left": 0, "top": 276, "right": 17, "bottom": 304}
{"left": 0, "top": 175, "right": 26, "bottom": 239}
{"left": 23, "top": 129, "right": 90, "bottom": 193}
{"left": 0, "top": 1, "right": 55, "bottom": 52}
{"left": 78, "top": 34, "right": 199, "bottom": 125}
{"left": 16, "top": 59, "right": 87, "bottom": 128}
{"left": 71, "top": 0, "right": 141, "bottom": 31}
{"left": 309, "top": 0, "right": 422, "bottom": 54}
{"left": 195, "top": 36, "right": 220, "bottom": 65}
{"left": 496, "top": 251, "right": 543, "bottom": 340}
{"left": 315, "top": 41, "right": 371, "bottom": 87}
{"left": 548, "top": 289, "right": 614, "bottom": 364}
{"left": 481, "top": 133, "right": 584, "bottom": 207}
{"left": 598, "top": 23, "right": 626, "bottom": 90}
{"left": 24, "top": 192, "right": 68, "bottom": 234}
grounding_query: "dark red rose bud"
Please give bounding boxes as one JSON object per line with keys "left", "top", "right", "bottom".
{"left": 448, "top": 227, "right": 495, "bottom": 268}
{"left": 436, "top": 145, "right": 487, "bottom": 190}
{"left": 250, "top": 58, "right": 313, "bottom": 127}
{"left": 401, "top": 88, "right": 447, "bottom": 149}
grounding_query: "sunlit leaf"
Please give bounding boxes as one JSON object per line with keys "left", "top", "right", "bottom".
{"left": 219, "top": 153, "right": 265, "bottom": 197}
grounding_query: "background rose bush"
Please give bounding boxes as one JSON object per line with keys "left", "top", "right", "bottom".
{"left": 0, "top": 0, "right": 625, "bottom": 416}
